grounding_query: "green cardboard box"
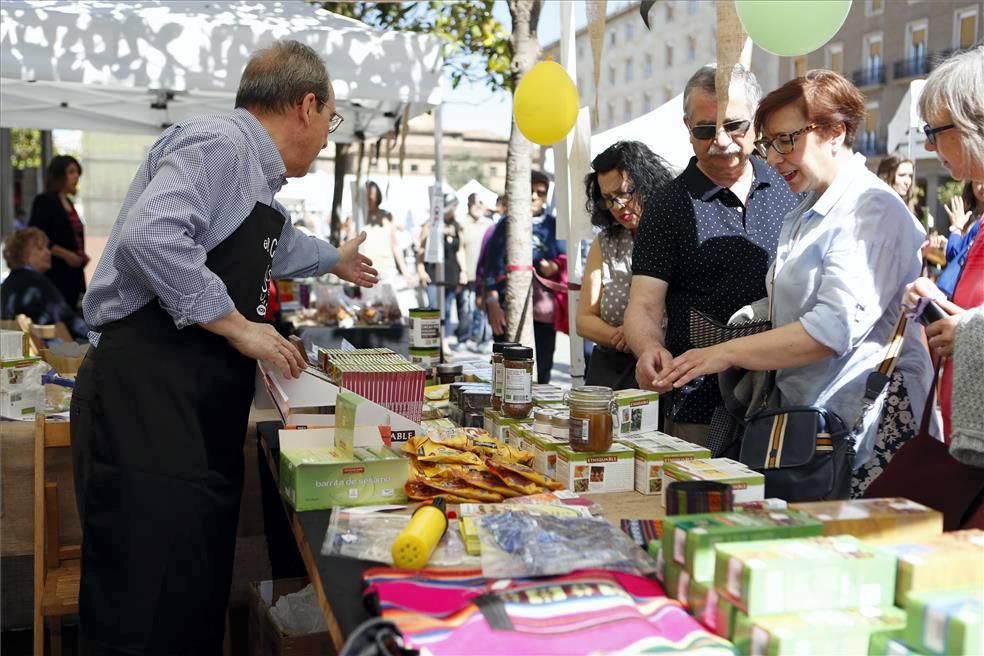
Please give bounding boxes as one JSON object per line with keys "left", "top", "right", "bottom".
{"left": 524, "top": 430, "right": 567, "bottom": 480}
{"left": 280, "top": 445, "right": 409, "bottom": 510}
{"left": 618, "top": 432, "right": 710, "bottom": 495}
{"left": 613, "top": 389, "right": 660, "bottom": 436}
{"left": 880, "top": 529, "right": 984, "bottom": 605}
{"left": 662, "top": 510, "right": 823, "bottom": 582}
{"left": 706, "top": 590, "right": 739, "bottom": 640}
{"left": 714, "top": 535, "right": 897, "bottom": 616}
{"left": 732, "top": 607, "right": 907, "bottom": 656}
{"left": 482, "top": 408, "right": 532, "bottom": 444}
{"left": 868, "top": 632, "right": 924, "bottom": 656}
{"left": 555, "top": 442, "right": 635, "bottom": 494}
{"left": 902, "top": 589, "right": 983, "bottom": 656}
{"left": 661, "top": 458, "right": 765, "bottom": 506}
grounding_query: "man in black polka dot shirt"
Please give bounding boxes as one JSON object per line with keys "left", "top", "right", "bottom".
{"left": 624, "top": 64, "right": 801, "bottom": 447}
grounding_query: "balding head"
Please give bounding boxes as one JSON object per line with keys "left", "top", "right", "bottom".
{"left": 235, "top": 40, "right": 333, "bottom": 115}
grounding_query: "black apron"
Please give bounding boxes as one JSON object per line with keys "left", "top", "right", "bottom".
{"left": 71, "top": 202, "right": 285, "bottom": 655}
{"left": 584, "top": 344, "right": 638, "bottom": 391}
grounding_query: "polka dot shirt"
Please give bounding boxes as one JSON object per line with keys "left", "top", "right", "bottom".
{"left": 599, "top": 227, "right": 634, "bottom": 327}
{"left": 632, "top": 156, "right": 802, "bottom": 424}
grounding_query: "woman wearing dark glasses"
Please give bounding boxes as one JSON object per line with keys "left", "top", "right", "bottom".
{"left": 657, "top": 70, "right": 936, "bottom": 498}
{"left": 578, "top": 141, "right": 674, "bottom": 389}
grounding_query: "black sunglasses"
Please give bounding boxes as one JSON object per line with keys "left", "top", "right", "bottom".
{"left": 922, "top": 122, "right": 955, "bottom": 146}
{"left": 690, "top": 119, "right": 751, "bottom": 141}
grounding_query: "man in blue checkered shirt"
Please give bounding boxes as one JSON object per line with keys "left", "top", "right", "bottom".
{"left": 71, "top": 40, "right": 377, "bottom": 654}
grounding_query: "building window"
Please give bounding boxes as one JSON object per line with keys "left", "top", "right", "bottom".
{"left": 862, "top": 32, "right": 883, "bottom": 84}
{"left": 827, "top": 42, "right": 843, "bottom": 73}
{"left": 606, "top": 102, "right": 615, "bottom": 128}
{"left": 643, "top": 93, "right": 654, "bottom": 113}
{"left": 608, "top": 65, "right": 616, "bottom": 85}
{"left": 666, "top": 44, "right": 674, "bottom": 67}
{"left": 860, "top": 101, "right": 881, "bottom": 154}
{"left": 626, "top": 23, "right": 635, "bottom": 40}
{"left": 905, "top": 20, "right": 928, "bottom": 67}
{"left": 410, "top": 164, "right": 419, "bottom": 172}
{"left": 666, "top": 2, "right": 674, "bottom": 21}
{"left": 955, "top": 6, "right": 979, "bottom": 49}
{"left": 389, "top": 162, "right": 399, "bottom": 171}
{"left": 687, "top": 35, "right": 697, "bottom": 61}
{"left": 623, "top": 98, "right": 633, "bottom": 123}
{"left": 609, "top": 30, "right": 616, "bottom": 47}
{"left": 866, "top": 0, "right": 884, "bottom": 16}
{"left": 643, "top": 53, "right": 653, "bottom": 78}
{"left": 490, "top": 166, "right": 498, "bottom": 176}
{"left": 625, "top": 58, "right": 634, "bottom": 82}
{"left": 793, "top": 56, "right": 807, "bottom": 78}
{"left": 577, "top": 44, "right": 584, "bottom": 60}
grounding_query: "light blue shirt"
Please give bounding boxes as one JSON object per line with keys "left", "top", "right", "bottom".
{"left": 83, "top": 109, "right": 338, "bottom": 345}
{"left": 769, "top": 153, "right": 935, "bottom": 467}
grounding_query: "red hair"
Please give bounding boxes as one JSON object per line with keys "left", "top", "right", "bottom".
{"left": 754, "top": 70, "right": 866, "bottom": 147}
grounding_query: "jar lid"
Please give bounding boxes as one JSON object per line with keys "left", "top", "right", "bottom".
{"left": 568, "top": 385, "right": 614, "bottom": 402}
{"left": 551, "top": 412, "right": 569, "bottom": 423}
{"left": 436, "top": 363, "right": 463, "bottom": 374}
{"left": 503, "top": 345, "right": 534, "bottom": 360}
{"left": 492, "top": 341, "right": 520, "bottom": 354}
{"left": 534, "top": 408, "right": 556, "bottom": 421}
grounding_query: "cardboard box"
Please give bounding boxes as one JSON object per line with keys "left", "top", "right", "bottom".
{"left": 0, "top": 329, "right": 30, "bottom": 360}
{"left": 662, "top": 458, "right": 765, "bottom": 507}
{"left": 524, "top": 430, "right": 567, "bottom": 480}
{"left": 706, "top": 590, "right": 740, "bottom": 640}
{"left": 731, "top": 606, "right": 907, "bottom": 656}
{"left": 619, "top": 432, "right": 710, "bottom": 495}
{"left": 662, "top": 510, "right": 823, "bottom": 582}
{"left": 482, "top": 408, "right": 532, "bottom": 444}
{"left": 613, "top": 389, "right": 660, "bottom": 436}
{"left": 1, "top": 357, "right": 44, "bottom": 419}
{"left": 714, "top": 536, "right": 897, "bottom": 616}
{"left": 663, "top": 559, "right": 691, "bottom": 603}
{"left": 789, "top": 498, "right": 943, "bottom": 545}
{"left": 279, "top": 440, "right": 409, "bottom": 510}
{"left": 881, "top": 530, "right": 984, "bottom": 605}
{"left": 248, "top": 578, "right": 333, "bottom": 656}
{"left": 902, "top": 589, "right": 983, "bottom": 656}
{"left": 868, "top": 632, "right": 923, "bottom": 656}
{"left": 555, "top": 442, "right": 634, "bottom": 494}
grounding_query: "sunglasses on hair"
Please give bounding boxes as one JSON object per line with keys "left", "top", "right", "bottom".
{"left": 689, "top": 119, "right": 751, "bottom": 140}
{"left": 922, "top": 122, "right": 955, "bottom": 146}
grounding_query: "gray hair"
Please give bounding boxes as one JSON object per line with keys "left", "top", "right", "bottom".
{"left": 919, "top": 45, "right": 984, "bottom": 176}
{"left": 683, "top": 64, "right": 762, "bottom": 120}
{"left": 235, "top": 40, "right": 332, "bottom": 114}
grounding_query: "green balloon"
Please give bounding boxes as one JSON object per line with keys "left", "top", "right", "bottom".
{"left": 736, "top": 0, "right": 852, "bottom": 57}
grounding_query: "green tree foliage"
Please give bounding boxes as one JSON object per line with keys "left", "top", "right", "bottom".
{"left": 11, "top": 128, "right": 42, "bottom": 170}
{"left": 318, "top": 1, "right": 512, "bottom": 90}
{"left": 445, "top": 153, "right": 489, "bottom": 188}
{"left": 938, "top": 180, "right": 965, "bottom": 208}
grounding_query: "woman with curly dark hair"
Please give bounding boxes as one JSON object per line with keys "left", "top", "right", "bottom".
{"left": 577, "top": 141, "right": 674, "bottom": 388}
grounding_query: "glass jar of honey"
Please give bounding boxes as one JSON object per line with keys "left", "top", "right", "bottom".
{"left": 567, "top": 385, "right": 616, "bottom": 452}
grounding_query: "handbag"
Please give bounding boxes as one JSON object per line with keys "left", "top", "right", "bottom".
{"left": 863, "top": 360, "right": 984, "bottom": 530}
{"left": 738, "top": 315, "right": 909, "bottom": 503}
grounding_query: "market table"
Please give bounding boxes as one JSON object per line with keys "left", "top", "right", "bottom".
{"left": 255, "top": 420, "right": 664, "bottom": 652}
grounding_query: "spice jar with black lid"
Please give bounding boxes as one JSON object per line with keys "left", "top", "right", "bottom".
{"left": 490, "top": 341, "right": 519, "bottom": 411}
{"left": 501, "top": 345, "right": 535, "bottom": 418}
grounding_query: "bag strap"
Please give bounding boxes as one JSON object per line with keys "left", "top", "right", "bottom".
{"left": 850, "top": 313, "right": 908, "bottom": 434}
{"left": 918, "top": 357, "right": 943, "bottom": 437}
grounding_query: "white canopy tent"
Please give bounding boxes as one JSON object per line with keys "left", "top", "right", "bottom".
{"left": 0, "top": 0, "right": 444, "bottom": 143}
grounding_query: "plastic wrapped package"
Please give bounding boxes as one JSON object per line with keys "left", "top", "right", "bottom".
{"left": 321, "top": 508, "right": 481, "bottom": 569}
{"left": 475, "top": 511, "right": 656, "bottom": 578}
{"left": 314, "top": 284, "right": 356, "bottom": 327}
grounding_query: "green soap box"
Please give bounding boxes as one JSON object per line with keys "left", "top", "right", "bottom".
{"left": 714, "top": 535, "right": 897, "bottom": 617}
{"left": 903, "top": 589, "right": 983, "bottom": 656}
{"left": 612, "top": 389, "right": 660, "bottom": 436}
{"left": 280, "top": 445, "right": 409, "bottom": 510}
{"left": 868, "top": 631, "right": 925, "bottom": 656}
{"left": 732, "top": 606, "right": 907, "bottom": 656}
{"left": 618, "top": 432, "right": 710, "bottom": 495}
{"left": 662, "top": 509, "right": 823, "bottom": 583}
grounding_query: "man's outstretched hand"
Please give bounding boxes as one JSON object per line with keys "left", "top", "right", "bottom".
{"left": 333, "top": 232, "right": 378, "bottom": 288}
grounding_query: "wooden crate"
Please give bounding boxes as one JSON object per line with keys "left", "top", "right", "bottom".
{"left": 248, "top": 578, "right": 334, "bottom": 656}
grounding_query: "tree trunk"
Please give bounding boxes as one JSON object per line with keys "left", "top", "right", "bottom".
{"left": 330, "top": 142, "right": 350, "bottom": 246}
{"left": 504, "top": 0, "right": 543, "bottom": 350}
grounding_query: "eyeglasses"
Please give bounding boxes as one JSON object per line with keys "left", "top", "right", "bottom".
{"left": 600, "top": 187, "right": 637, "bottom": 210}
{"left": 922, "top": 122, "right": 955, "bottom": 146}
{"left": 532, "top": 188, "right": 548, "bottom": 198}
{"left": 328, "top": 111, "right": 344, "bottom": 134}
{"left": 689, "top": 119, "right": 751, "bottom": 141}
{"left": 754, "top": 123, "right": 817, "bottom": 158}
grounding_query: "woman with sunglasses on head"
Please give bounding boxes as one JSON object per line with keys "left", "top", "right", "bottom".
{"left": 656, "top": 70, "right": 935, "bottom": 497}
{"left": 901, "top": 46, "right": 984, "bottom": 443}
{"left": 578, "top": 141, "right": 675, "bottom": 389}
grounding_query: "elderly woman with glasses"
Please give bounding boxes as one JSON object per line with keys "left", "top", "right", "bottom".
{"left": 901, "top": 45, "right": 984, "bottom": 443}
{"left": 656, "top": 70, "right": 935, "bottom": 497}
{"left": 577, "top": 141, "right": 675, "bottom": 389}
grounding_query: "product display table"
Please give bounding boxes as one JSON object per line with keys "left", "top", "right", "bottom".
{"left": 256, "top": 420, "right": 663, "bottom": 652}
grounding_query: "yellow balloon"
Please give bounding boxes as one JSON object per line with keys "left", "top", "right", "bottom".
{"left": 513, "top": 61, "right": 579, "bottom": 146}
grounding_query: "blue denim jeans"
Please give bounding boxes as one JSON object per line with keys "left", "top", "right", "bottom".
{"left": 427, "top": 284, "right": 467, "bottom": 338}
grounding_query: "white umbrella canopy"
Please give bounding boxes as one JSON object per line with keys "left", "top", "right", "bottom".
{"left": 0, "top": 0, "right": 444, "bottom": 142}
{"left": 591, "top": 93, "right": 694, "bottom": 174}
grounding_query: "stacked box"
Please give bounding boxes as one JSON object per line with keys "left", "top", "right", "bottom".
{"left": 525, "top": 430, "right": 567, "bottom": 480}
{"left": 708, "top": 591, "right": 741, "bottom": 640}
{"left": 868, "top": 632, "right": 925, "bottom": 656}
{"left": 881, "top": 530, "right": 984, "bottom": 605}
{"left": 317, "top": 347, "right": 426, "bottom": 423}
{"left": 482, "top": 408, "right": 533, "bottom": 444}
{"left": 618, "top": 432, "right": 710, "bottom": 495}
{"left": 714, "top": 536, "right": 897, "bottom": 616}
{"left": 662, "top": 458, "right": 765, "bottom": 507}
{"left": 0, "top": 329, "right": 29, "bottom": 360}
{"left": 532, "top": 384, "right": 567, "bottom": 407}
{"left": 555, "top": 442, "right": 635, "bottom": 494}
{"left": 662, "top": 510, "right": 823, "bottom": 583}
{"left": 902, "top": 589, "right": 983, "bottom": 656}
{"left": 280, "top": 444, "right": 409, "bottom": 510}
{"left": 613, "top": 389, "right": 660, "bottom": 436}
{"left": 731, "top": 607, "right": 907, "bottom": 656}
{"left": 789, "top": 498, "right": 943, "bottom": 544}
{"left": 1, "top": 356, "right": 44, "bottom": 419}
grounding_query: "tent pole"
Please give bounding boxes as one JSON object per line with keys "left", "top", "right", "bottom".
{"left": 434, "top": 105, "right": 446, "bottom": 359}
{"left": 0, "top": 128, "right": 13, "bottom": 236}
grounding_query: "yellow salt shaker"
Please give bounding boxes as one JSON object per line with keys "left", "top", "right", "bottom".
{"left": 391, "top": 497, "right": 448, "bottom": 569}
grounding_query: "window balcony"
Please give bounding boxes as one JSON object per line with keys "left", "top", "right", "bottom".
{"left": 893, "top": 55, "right": 929, "bottom": 79}
{"left": 856, "top": 132, "right": 887, "bottom": 157}
{"left": 851, "top": 65, "right": 886, "bottom": 87}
